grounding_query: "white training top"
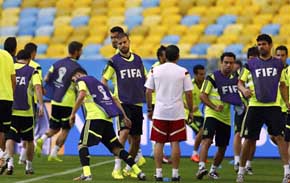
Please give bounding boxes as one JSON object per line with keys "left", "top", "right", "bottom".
{"left": 145, "top": 62, "right": 193, "bottom": 120}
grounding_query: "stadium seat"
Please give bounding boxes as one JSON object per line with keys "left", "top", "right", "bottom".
{"left": 160, "top": 0, "right": 178, "bottom": 9}
{"left": 107, "top": 16, "right": 125, "bottom": 27}
{"left": 181, "top": 15, "right": 200, "bottom": 26}
{"left": 196, "top": 0, "right": 215, "bottom": 6}
{"left": 162, "top": 14, "right": 181, "bottom": 25}
{"left": 2, "top": 0, "right": 21, "bottom": 8}
{"left": 22, "top": 0, "right": 38, "bottom": 8}
{"left": 217, "top": 15, "right": 237, "bottom": 26}
{"left": 20, "top": 8, "right": 39, "bottom": 18}
{"left": 125, "top": 7, "right": 143, "bottom": 17}
{"left": 38, "top": 0, "right": 57, "bottom": 8}
{"left": 18, "top": 26, "right": 36, "bottom": 36}
{"left": 205, "top": 24, "right": 224, "bottom": 36}
{"left": 241, "top": 25, "right": 262, "bottom": 35}
{"left": 273, "top": 35, "right": 287, "bottom": 45}
{"left": 224, "top": 44, "right": 244, "bottom": 55}
{"left": 279, "top": 4, "right": 290, "bottom": 14}
{"left": 224, "top": 6, "right": 243, "bottom": 15}
{"left": 261, "top": 24, "right": 280, "bottom": 35}
{"left": 178, "top": 43, "right": 192, "bottom": 56}
{"left": 179, "top": 35, "right": 199, "bottom": 45}
{"left": 50, "top": 35, "right": 68, "bottom": 44}
{"left": 161, "top": 35, "right": 180, "bottom": 44}
{"left": 199, "top": 35, "right": 218, "bottom": 44}
{"left": 125, "top": 0, "right": 141, "bottom": 8}
{"left": 190, "top": 43, "right": 210, "bottom": 55}
{"left": 71, "top": 16, "right": 89, "bottom": 28}
{"left": 143, "top": 15, "right": 161, "bottom": 26}
{"left": 99, "top": 44, "right": 115, "bottom": 58}
{"left": 167, "top": 25, "right": 187, "bottom": 36}
{"left": 125, "top": 15, "right": 143, "bottom": 30}
{"left": 0, "top": 16, "right": 18, "bottom": 27}
{"left": 273, "top": 15, "right": 290, "bottom": 25}
{"left": 187, "top": 24, "right": 206, "bottom": 35}
{"left": 37, "top": 44, "right": 48, "bottom": 55}
{"left": 260, "top": 4, "right": 279, "bottom": 14}
{"left": 142, "top": 0, "right": 159, "bottom": 8}
{"left": 36, "top": 16, "right": 54, "bottom": 28}
{"left": 142, "top": 7, "right": 160, "bottom": 16}
{"left": 253, "top": 14, "right": 273, "bottom": 24}
{"left": 178, "top": 0, "right": 194, "bottom": 15}
{"left": 46, "top": 43, "right": 66, "bottom": 58}
{"left": 207, "top": 44, "right": 226, "bottom": 58}
{"left": 84, "top": 36, "right": 105, "bottom": 44}
{"left": 74, "top": 0, "right": 92, "bottom": 8}
{"left": 237, "top": 35, "right": 255, "bottom": 45}
{"left": 72, "top": 7, "right": 91, "bottom": 17}
{"left": 223, "top": 24, "right": 243, "bottom": 35}
{"left": 236, "top": 15, "right": 252, "bottom": 24}
{"left": 216, "top": 0, "right": 236, "bottom": 6}
{"left": 161, "top": 7, "right": 180, "bottom": 15}
{"left": 17, "top": 36, "right": 33, "bottom": 44}
{"left": 38, "top": 8, "right": 56, "bottom": 18}
{"left": 280, "top": 25, "right": 290, "bottom": 36}
{"left": 83, "top": 44, "right": 102, "bottom": 56}
{"left": 18, "top": 16, "right": 36, "bottom": 27}
{"left": 33, "top": 36, "right": 50, "bottom": 44}
{"left": 199, "top": 16, "right": 217, "bottom": 25}
{"left": 130, "top": 25, "right": 149, "bottom": 36}
{"left": 217, "top": 34, "right": 238, "bottom": 44}
{"left": 35, "top": 26, "right": 54, "bottom": 36}
{"left": 187, "top": 6, "right": 207, "bottom": 16}
{"left": 54, "top": 16, "right": 72, "bottom": 26}
{"left": 0, "top": 26, "right": 18, "bottom": 36}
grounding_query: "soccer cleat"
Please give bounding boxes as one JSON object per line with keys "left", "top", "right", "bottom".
{"left": 234, "top": 163, "right": 239, "bottom": 173}
{"left": 246, "top": 167, "right": 253, "bottom": 175}
{"left": 35, "top": 139, "right": 44, "bottom": 157}
{"left": 282, "top": 173, "right": 290, "bottom": 183}
{"left": 111, "top": 169, "right": 124, "bottom": 180}
{"left": 48, "top": 155, "right": 63, "bottom": 162}
{"left": 154, "top": 175, "right": 163, "bottom": 182}
{"left": 137, "top": 172, "right": 146, "bottom": 181}
{"left": 208, "top": 171, "right": 220, "bottom": 180}
{"left": 196, "top": 167, "right": 208, "bottom": 180}
{"left": 172, "top": 176, "right": 181, "bottom": 182}
{"left": 190, "top": 154, "right": 200, "bottom": 163}
{"left": 162, "top": 156, "right": 172, "bottom": 164}
{"left": 236, "top": 174, "right": 244, "bottom": 183}
{"left": 122, "top": 168, "right": 137, "bottom": 178}
{"left": 0, "top": 162, "right": 7, "bottom": 175}
{"left": 136, "top": 156, "right": 146, "bottom": 167}
{"left": 25, "top": 169, "right": 34, "bottom": 175}
{"left": 73, "top": 174, "right": 92, "bottom": 181}
{"left": 6, "top": 166, "right": 13, "bottom": 175}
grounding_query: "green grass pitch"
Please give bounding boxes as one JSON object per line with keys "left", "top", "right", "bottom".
{"left": 0, "top": 156, "right": 284, "bottom": 183}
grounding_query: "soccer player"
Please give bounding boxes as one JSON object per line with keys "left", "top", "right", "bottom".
{"left": 69, "top": 69, "right": 146, "bottom": 181}
{"left": 196, "top": 52, "right": 241, "bottom": 180}
{"left": 4, "top": 37, "right": 17, "bottom": 63}
{"left": 145, "top": 45, "right": 193, "bottom": 181}
{"left": 236, "top": 34, "right": 290, "bottom": 183}
{"left": 102, "top": 33, "right": 146, "bottom": 179}
{"left": 187, "top": 64, "right": 206, "bottom": 163}
{"left": 0, "top": 48, "right": 16, "bottom": 166}
{"left": 35, "top": 41, "right": 83, "bottom": 162}
{"left": 1, "top": 50, "right": 44, "bottom": 175}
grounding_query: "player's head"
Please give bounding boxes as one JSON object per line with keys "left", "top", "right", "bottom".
{"left": 110, "top": 26, "right": 124, "bottom": 49}
{"left": 72, "top": 68, "right": 87, "bottom": 82}
{"left": 193, "top": 64, "right": 205, "bottom": 83}
{"left": 247, "top": 46, "right": 259, "bottom": 60}
{"left": 220, "top": 52, "right": 236, "bottom": 75}
{"left": 256, "top": 34, "right": 273, "bottom": 57}
{"left": 68, "top": 41, "right": 83, "bottom": 60}
{"left": 24, "top": 42, "right": 37, "bottom": 60}
{"left": 16, "top": 49, "right": 31, "bottom": 63}
{"left": 275, "top": 45, "right": 288, "bottom": 64}
{"left": 117, "top": 33, "right": 130, "bottom": 55}
{"left": 4, "top": 37, "right": 17, "bottom": 56}
{"left": 156, "top": 45, "right": 167, "bottom": 64}
{"left": 233, "top": 59, "right": 242, "bottom": 72}
{"left": 165, "top": 45, "right": 179, "bottom": 62}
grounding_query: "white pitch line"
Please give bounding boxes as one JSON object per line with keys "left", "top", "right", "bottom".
{"left": 16, "top": 159, "right": 114, "bottom": 183}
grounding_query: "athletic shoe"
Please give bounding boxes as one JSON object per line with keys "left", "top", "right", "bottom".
{"left": 246, "top": 167, "right": 253, "bottom": 175}
{"left": 137, "top": 172, "right": 146, "bottom": 181}
{"left": 0, "top": 162, "right": 7, "bottom": 175}
{"left": 196, "top": 167, "right": 208, "bottom": 180}
{"left": 172, "top": 176, "right": 181, "bottom": 182}
{"left": 282, "top": 173, "right": 290, "bottom": 183}
{"left": 48, "top": 155, "right": 63, "bottom": 162}
{"left": 25, "top": 169, "right": 34, "bottom": 175}
{"left": 162, "top": 156, "right": 172, "bottom": 164}
{"left": 35, "top": 139, "right": 43, "bottom": 157}
{"left": 111, "top": 169, "right": 124, "bottom": 180}
{"left": 234, "top": 163, "right": 239, "bottom": 173}
{"left": 154, "top": 175, "right": 163, "bottom": 182}
{"left": 190, "top": 154, "right": 200, "bottom": 163}
{"left": 73, "top": 174, "right": 92, "bottom": 181}
{"left": 136, "top": 156, "right": 146, "bottom": 167}
{"left": 208, "top": 171, "right": 220, "bottom": 180}
{"left": 6, "top": 166, "right": 13, "bottom": 175}
{"left": 123, "top": 168, "right": 137, "bottom": 178}
{"left": 18, "top": 159, "right": 26, "bottom": 165}
{"left": 236, "top": 174, "right": 244, "bottom": 183}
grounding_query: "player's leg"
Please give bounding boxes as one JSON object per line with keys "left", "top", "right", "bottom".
{"left": 233, "top": 110, "right": 244, "bottom": 172}
{"left": 0, "top": 100, "right": 13, "bottom": 153}
{"left": 190, "top": 116, "right": 204, "bottom": 163}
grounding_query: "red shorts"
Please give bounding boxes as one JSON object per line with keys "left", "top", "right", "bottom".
{"left": 150, "top": 119, "right": 186, "bottom": 143}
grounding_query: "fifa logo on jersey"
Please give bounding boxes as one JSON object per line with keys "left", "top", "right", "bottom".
{"left": 255, "top": 67, "right": 277, "bottom": 78}
{"left": 98, "top": 85, "right": 110, "bottom": 100}
{"left": 56, "top": 67, "right": 67, "bottom": 83}
{"left": 120, "top": 69, "right": 142, "bottom": 79}
{"left": 16, "top": 76, "right": 26, "bottom": 85}
{"left": 221, "top": 85, "right": 238, "bottom": 94}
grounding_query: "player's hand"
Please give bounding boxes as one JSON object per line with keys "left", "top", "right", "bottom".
{"left": 214, "top": 105, "right": 224, "bottom": 112}
{"left": 123, "top": 116, "right": 132, "bottom": 128}
{"left": 38, "top": 105, "right": 44, "bottom": 116}
{"left": 69, "top": 114, "right": 75, "bottom": 127}
{"left": 192, "top": 105, "right": 199, "bottom": 112}
{"left": 186, "top": 112, "right": 194, "bottom": 125}
{"left": 242, "top": 88, "right": 252, "bottom": 98}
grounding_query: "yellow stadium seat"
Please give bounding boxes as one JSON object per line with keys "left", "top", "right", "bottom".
{"left": 205, "top": 6, "right": 224, "bottom": 17}
{"left": 108, "top": 7, "right": 125, "bottom": 17}
{"left": 260, "top": 5, "right": 279, "bottom": 14}
{"left": 273, "top": 35, "right": 287, "bottom": 46}
{"left": 143, "top": 35, "right": 162, "bottom": 45}
{"left": 142, "top": 7, "right": 161, "bottom": 17}
{"left": 179, "top": 35, "right": 199, "bottom": 45}
{"left": 66, "top": 35, "right": 86, "bottom": 44}
{"left": 216, "top": 0, "right": 235, "bottom": 6}
{"left": 280, "top": 25, "right": 290, "bottom": 36}
{"left": 17, "top": 36, "right": 33, "bottom": 45}
{"left": 56, "top": 9, "right": 72, "bottom": 16}
{"left": 17, "top": 43, "right": 26, "bottom": 53}
{"left": 89, "top": 15, "right": 107, "bottom": 26}
{"left": 187, "top": 24, "right": 206, "bottom": 35}
{"left": 207, "top": 44, "right": 226, "bottom": 58}
{"left": 38, "top": 0, "right": 57, "bottom": 8}
{"left": 50, "top": 36, "right": 68, "bottom": 44}
{"left": 107, "top": 16, "right": 125, "bottom": 27}
{"left": 148, "top": 25, "right": 168, "bottom": 37}
{"left": 240, "top": 4, "right": 260, "bottom": 16}
{"left": 273, "top": 15, "right": 290, "bottom": 24}
{"left": 199, "top": 16, "right": 217, "bottom": 25}
{"left": 72, "top": 26, "right": 89, "bottom": 37}
{"left": 84, "top": 36, "right": 105, "bottom": 45}
{"left": 199, "top": 35, "right": 217, "bottom": 44}
{"left": 46, "top": 44, "right": 67, "bottom": 58}
{"left": 223, "top": 24, "right": 243, "bottom": 35}
{"left": 92, "top": 0, "right": 107, "bottom": 8}
{"left": 135, "top": 43, "right": 156, "bottom": 58}
{"left": 33, "top": 36, "right": 50, "bottom": 44}
{"left": 160, "top": 0, "right": 178, "bottom": 9}
{"left": 178, "top": 43, "right": 192, "bottom": 56}
{"left": 125, "top": 0, "right": 141, "bottom": 8}
{"left": 238, "top": 35, "right": 256, "bottom": 45}
{"left": 89, "top": 26, "right": 108, "bottom": 37}
{"left": 143, "top": 15, "right": 161, "bottom": 26}
{"left": 130, "top": 25, "right": 149, "bottom": 36}
{"left": 91, "top": 8, "right": 108, "bottom": 16}
{"left": 196, "top": 0, "right": 215, "bottom": 6}
{"left": 279, "top": 5, "right": 290, "bottom": 14}
{"left": 129, "top": 35, "right": 144, "bottom": 45}
{"left": 72, "top": 7, "right": 91, "bottom": 17}
{"left": 56, "top": 0, "right": 74, "bottom": 9}
{"left": 162, "top": 14, "right": 181, "bottom": 25}
{"left": 178, "top": 0, "right": 195, "bottom": 15}
{"left": 243, "top": 43, "right": 256, "bottom": 53}
{"left": 187, "top": 6, "right": 207, "bottom": 16}
{"left": 74, "top": 0, "right": 92, "bottom": 8}
{"left": 252, "top": 0, "right": 271, "bottom": 6}
{"left": 54, "top": 25, "right": 73, "bottom": 37}
{"left": 100, "top": 44, "right": 115, "bottom": 58}
{"left": 253, "top": 14, "right": 273, "bottom": 25}
{"left": 224, "top": 6, "right": 243, "bottom": 15}
{"left": 161, "top": 7, "right": 180, "bottom": 16}
{"left": 217, "top": 34, "right": 238, "bottom": 44}
{"left": 237, "top": 15, "right": 252, "bottom": 24}
{"left": 22, "top": 0, "right": 38, "bottom": 8}
{"left": 0, "top": 16, "right": 18, "bottom": 26}
{"left": 241, "top": 25, "right": 262, "bottom": 35}
{"left": 108, "top": 0, "right": 125, "bottom": 8}
{"left": 54, "top": 16, "right": 72, "bottom": 27}
{"left": 2, "top": 8, "right": 20, "bottom": 17}
{"left": 167, "top": 25, "right": 187, "bottom": 36}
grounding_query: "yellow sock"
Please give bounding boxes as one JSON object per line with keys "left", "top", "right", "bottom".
{"left": 132, "top": 164, "right": 141, "bottom": 175}
{"left": 83, "top": 166, "right": 91, "bottom": 176}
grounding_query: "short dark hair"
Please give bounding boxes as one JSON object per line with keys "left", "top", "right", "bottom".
{"left": 165, "top": 45, "right": 179, "bottom": 62}
{"left": 256, "top": 34, "right": 272, "bottom": 44}
{"left": 17, "top": 49, "right": 31, "bottom": 60}
{"left": 68, "top": 41, "right": 83, "bottom": 55}
{"left": 4, "top": 37, "right": 17, "bottom": 54}
{"left": 193, "top": 64, "right": 205, "bottom": 75}
{"left": 156, "top": 45, "right": 166, "bottom": 60}
{"left": 276, "top": 45, "right": 288, "bottom": 55}
{"left": 24, "top": 42, "right": 37, "bottom": 55}
{"left": 73, "top": 67, "right": 87, "bottom": 75}
{"left": 220, "top": 52, "right": 236, "bottom": 62}
{"left": 110, "top": 26, "right": 124, "bottom": 33}
{"left": 117, "top": 32, "right": 129, "bottom": 39}
{"left": 235, "top": 60, "right": 243, "bottom": 68}
{"left": 247, "top": 46, "right": 259, "bottom": 59}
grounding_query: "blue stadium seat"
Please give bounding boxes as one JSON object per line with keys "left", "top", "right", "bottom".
{"left": 217, "top": 15, "right": 237, "bottom": 26}
{"left": 190, "top": 43, "right": 210, "bottom": 55}
{"left": 0, "top": 26, "right": 18, "bottom": 36}
{"left": 38, "top": 8, "right": 56, "bottom": 18}
{"left": 125, "top": 7, "right": 143, "bottom": 17}
{"left": 37, "top": 44, "right": 48, "bottom": 54}
{"left": 2, "top": 0, "right": 22, "bottom": 8}
{"left": 142, "top": 0, "right": 159, "bottom": 8}
{"left": 83, "top": 44, "right": 102, "bottom": 56}
{"left": 71, "top": 16, "right": 89, "bottom": 28}
{"left": 261, "top": 24, "right": 280, "bottom": 35}
{"left": 35, "top": 25, "right": 54, "bottom": 36}
{"left": 205, "top": 24, "right": 225, "bottom": 36}
{"left": 81, "top": 54, "right": 105, "bottom": 60}
{"left": 18, "top": 26, "right": 36, "bottom": 36}
{"left": 224, "top": 44, "right": 244, "bottom": 55}
{"left": 161, "top": 35, "right": 180, "bottom": 44}
{"left": 36, "top": 16, "right": 54, "bottom": 27}
{"left": 125, "top": 16, "right": 143, "bottom": 30}
{"left": 18, "top": 17, "right": 36, "bottom": 27}
{"left": 181, "top": 15, "right": 200, "bottom": 26}
{"left": 20, "top": 8, "right": 39, "bottom": 18}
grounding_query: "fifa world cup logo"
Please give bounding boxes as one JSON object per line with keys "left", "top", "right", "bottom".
{"left": 56, "top": 67, "right": 67, "bottom": 83}
{"left": 98, "top": 85, "right": 110, "bottom": 100}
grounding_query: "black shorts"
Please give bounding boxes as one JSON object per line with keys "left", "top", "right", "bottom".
{"left": 241, "top": 106, "right": 283, "bottom": 140}
{"left": 202, "top": 117, "right": 231, "bottom": 147}
{"left": 234, "top": 110, "right": 246, "bottom": 134}
{"left": 0, "top": 100, "right": 13, "bottom": 133}
{"left": 79, "top": 119, "right": 123, "bottom": 153}
{"left": 188, "top": 116, "right": 204, "bottom": 134}
{"left": 117, "top": 104, "right": 143, "bottom": 135}
{"left": 6, "top": 116, "right": 34, "bottom": 143}
{"left": 284, "top": 113, "right": 290, "bottom": 142}
{"left": 49, "top": 105, "right": 72, "bottom": 130}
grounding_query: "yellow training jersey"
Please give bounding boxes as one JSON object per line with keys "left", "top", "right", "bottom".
{"left": 29, "top": 60, "right": 42, "bottom": 104}
{"left": 184, "top": 79, "right": 203, "bottom": 117}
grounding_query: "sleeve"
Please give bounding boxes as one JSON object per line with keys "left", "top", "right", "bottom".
{"left": 201, "top": 75, "right": 213, "bottom": 95}
{"left": 239, "top": 67, "right": 250, "bottom": 82}
{"left": 37, "top": 65, "right": 42, "bottom": 80}
{"left": 102, "top": 61, "right": 115, "bottom": 80}
{"left": 77, "top": 81, "right": 88, "bottom": 92}
{"left": 32, "top": 71, "right": 42, "bottom": 86}
{"left": 183, "top": 71, "right": 193, "bottom": 91}
{"left": 8, "top": 54, "right": 15, "bottom": 75}
{"left": 144, "top": 70, "right": 155, "bottom": 90}
{"left": 280, "top": 68, "right": 286, "bottom": 83}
